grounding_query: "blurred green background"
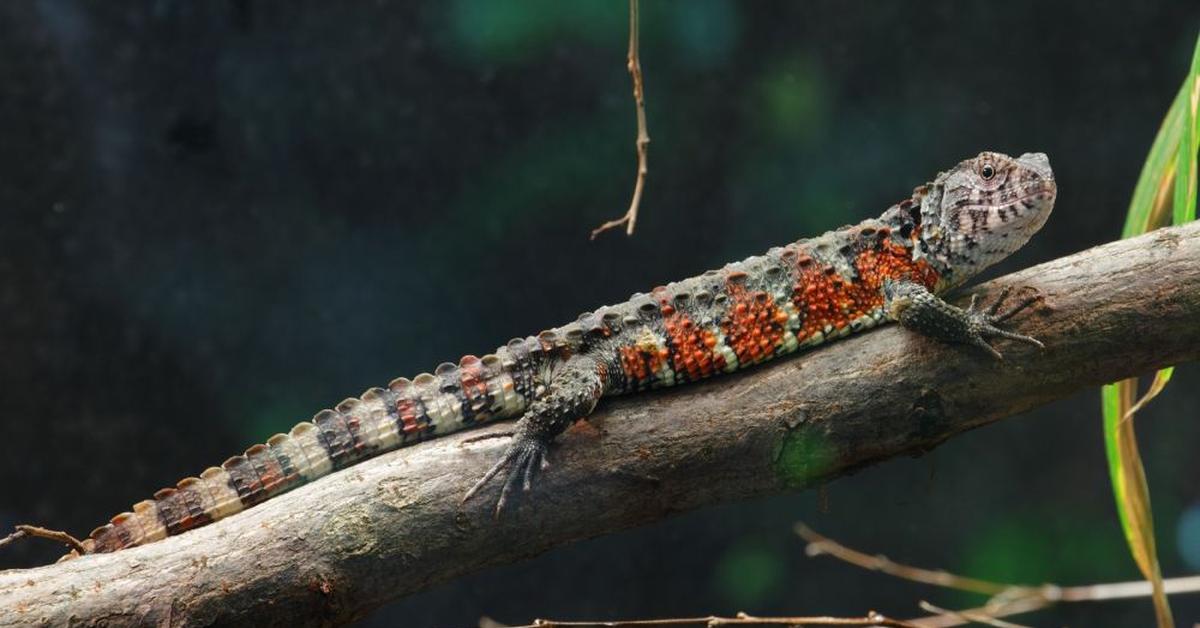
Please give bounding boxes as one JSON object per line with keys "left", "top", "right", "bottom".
{"left": 2, "top": 1, "right": 1199, "bottom": 626}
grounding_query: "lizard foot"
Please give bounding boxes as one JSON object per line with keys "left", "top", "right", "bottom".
{"left": 462, "top": 432, "right": 550, "bottom": 516}
{"left": 964, "top": 286, "right": 1045, "bottom": 359}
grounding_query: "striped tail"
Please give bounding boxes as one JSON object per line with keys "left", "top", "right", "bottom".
{"left": 82, "top": 352, "right": 530, "bottom": 554}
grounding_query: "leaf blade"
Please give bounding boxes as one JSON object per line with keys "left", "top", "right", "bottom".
{"left": 1174, "top": 32, "right": 1200, "bottom": 225}
{"left": 1123, "top": 83, "right": 1185, "bottom": 237}
{"left": 1100, "top": 30, "right": 1200, "bottom": 628}
{"left": 1102, "top": 380, "right": 1173, "bottom": 628}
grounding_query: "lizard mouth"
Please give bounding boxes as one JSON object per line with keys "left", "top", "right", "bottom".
{"left": 1015, "top": 187, "right": 1056, "bottom": 205}
{"left": 955, "top": 192, "right": 1053, "bottom": 213}
{"left": 956, "top": 184, "right": 1057, "bottom": 213}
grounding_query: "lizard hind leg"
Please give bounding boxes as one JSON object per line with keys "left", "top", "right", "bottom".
{"left": 462, "top": 355, "right": 608, "bottom": 515}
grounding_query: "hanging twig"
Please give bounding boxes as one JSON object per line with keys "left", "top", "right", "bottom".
{"left": 591, "top": 0, "right": 650, "bottom": 239}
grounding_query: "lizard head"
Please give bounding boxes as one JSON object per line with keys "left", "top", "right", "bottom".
{"left": 915, "top": 151, "right": 1056, "bottom": 288}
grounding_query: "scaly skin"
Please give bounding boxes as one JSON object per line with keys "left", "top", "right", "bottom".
{"left": 80, "top": 151, "right": 1055, "bottom": 555}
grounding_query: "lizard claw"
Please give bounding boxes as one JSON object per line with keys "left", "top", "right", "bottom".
{"left": 967, "top": 286, "right": 1045, "bottom": 359}
{"left": 462, "top": 433, "right": 549, "bottom": 516}
{"left": 969, "top": 323, "right": 1045, "bottom": 360}
{"left": 987, "top": 285, "right": 1043, "bottom": 322}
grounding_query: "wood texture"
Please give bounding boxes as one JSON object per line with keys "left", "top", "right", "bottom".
{"left": 3, "top": 223, "right": 1200, "bottom": 627}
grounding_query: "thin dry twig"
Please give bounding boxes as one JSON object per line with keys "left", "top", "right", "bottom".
{"left": 500, "top": 610, "right": 921, "bottom": 628}
{"left": 796, "top": 523, "right": 1022, "bottom": 597}
{"left": 908, "top": 599, "right": 1050, "bottom": 628}
{"left": 1059, "top": 574, "right": 1200, "bottom": 601}
{"left": 0, "top": 524, "right": 86, "bottom": 555}
{"left": 796, "top": 522, "right": 1200, "bottom": 627}
{"left": 591, "top": 0, "right": 650, "bottom": 240}
{"left": 915, "top": 602, "right": 1033, "bottom": 628}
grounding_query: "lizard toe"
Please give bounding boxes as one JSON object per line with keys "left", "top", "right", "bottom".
{"left": 989, "top": 286, "right": 1044, "bottom": 323}
{"left": 462, "top": 433, "right": 550, "bottom": 516}
{"left": 495, "top": 437, "right": 548, "bottom": 516}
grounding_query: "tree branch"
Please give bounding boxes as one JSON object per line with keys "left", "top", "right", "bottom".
{"left": 3, "top": 223, "right": 1200, "bottom": 627}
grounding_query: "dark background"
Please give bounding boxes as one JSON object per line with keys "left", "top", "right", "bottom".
{"left": 2, "top": 1, "right": 1200, "bottom": 626}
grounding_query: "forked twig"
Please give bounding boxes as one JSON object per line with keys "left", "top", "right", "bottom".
{"left": 496, "top": 522, "right": 1200, "bottom": 628}
{"left": 0, "top": 524, "right": 87, "bottom": 556}
{"left": 796, "top": 522, "right": 1200, "bottom": 627}
{"left": 591, "top": 0, "right": 650, "bottom": 240}
{"left": 796, "top": 523, "right": 1019, "bottom": 597}
{"left": 915, "top": 602, "right": 1033, "bottom": 628}
{"left": 909, "top": 599, "right": 1050, "bottom": 628}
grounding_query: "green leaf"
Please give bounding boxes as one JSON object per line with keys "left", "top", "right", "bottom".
{"left": 1103, "top": 382, "right": 1153, "bottom": 578}
{"left": 1120, "top": 29, "right": 1200, "bottom": 239}
{"left": 1103, "top": 381, "right": 1174, "bottom": 628}
{"left": 1101, "top": 29, "right": 1200, "bottom": 628}
{"left": 1175, "top": 33, "right": 1200, "bottom": 225}
{"left": 1122, "top": 83, "right": 1185, "bottom": 237}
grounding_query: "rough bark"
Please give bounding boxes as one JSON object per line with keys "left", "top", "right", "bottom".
{"left": 3, "top": 223, "right": 1200, "bottom": 627}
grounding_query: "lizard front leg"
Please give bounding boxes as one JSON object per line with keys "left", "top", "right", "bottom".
{"left": 463, "top": 354, "right": 608, "bottom": 513}
{"left": 883, "top": 280, "right": 1043, "bottom": 359}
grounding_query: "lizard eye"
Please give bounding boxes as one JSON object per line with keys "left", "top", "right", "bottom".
{"left": 980, "top": 164, "right": 996, "bottom": 180}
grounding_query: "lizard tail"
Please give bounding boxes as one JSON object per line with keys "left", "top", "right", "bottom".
{"left": 82, "top": 352, "right": 530, "bottom": 555}
{"left": 83, "top": 386, "right": 415, "bottom": 554}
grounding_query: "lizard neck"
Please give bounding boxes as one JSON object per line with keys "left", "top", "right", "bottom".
{"left": 877, "top": 183, "right": 954, "bottom": 294}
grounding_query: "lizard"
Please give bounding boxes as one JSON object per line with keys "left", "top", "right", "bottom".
{"left": 64, "top": 150, "right": 1055, "bottom": 556}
